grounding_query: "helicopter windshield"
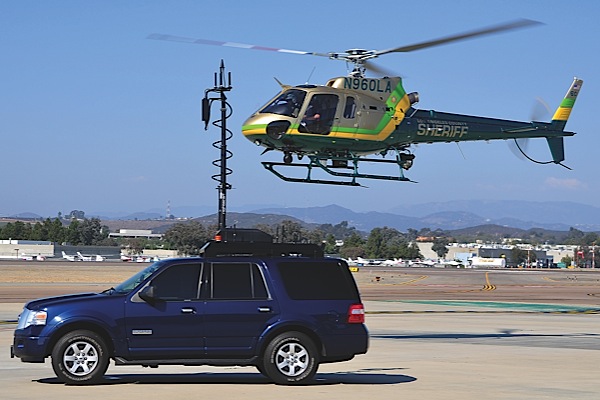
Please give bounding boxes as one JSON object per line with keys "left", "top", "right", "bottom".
{"left": 260, "top": 89, "right": 306, "bottom": 118}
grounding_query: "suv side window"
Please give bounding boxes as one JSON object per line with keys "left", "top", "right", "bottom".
{"left": 208, "top": 262, "right": 268, "bottom": 300}
{"left": 152, "top": 263, "right": 202, "bottom": 301}
{"left": 278, "top": 261, "right": 359, "bottom": 300}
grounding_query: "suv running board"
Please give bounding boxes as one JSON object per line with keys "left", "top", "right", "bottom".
{"left": 114, "top": 356, "right": 258, "bottom": 367}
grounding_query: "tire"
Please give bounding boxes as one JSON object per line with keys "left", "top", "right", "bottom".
{"left": 262, "top": 331, "right": 319, "bottom": 385}
{"left": 51, "top": 330, "right": 109, "bottom": 385}
{"left": 255, "top": 363, "right": 267, "bottom": 377}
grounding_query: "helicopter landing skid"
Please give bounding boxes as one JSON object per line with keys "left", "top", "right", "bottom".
{"left": 262, "top": 156, "right": 416, "bottom": 186}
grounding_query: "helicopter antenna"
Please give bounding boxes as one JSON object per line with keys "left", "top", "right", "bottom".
{"left": 202, "top": 60, "right": 233, "bottom": 231}
{"left": 305, "top": 66, "right": 316, "bottom": 84}
{"left": 455, "top": 142, "right": 467, "bottom": 160}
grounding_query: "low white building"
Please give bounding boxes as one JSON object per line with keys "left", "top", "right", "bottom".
{"left": 0, "top": 239, "right": 54, "bottom": 259}
{"left": 109, "top": 229, "right": 162, "bottom": 239}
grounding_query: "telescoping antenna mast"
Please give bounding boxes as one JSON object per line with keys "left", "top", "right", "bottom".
{"left": 202, "top": 60, "right": 233, "bottom": 231}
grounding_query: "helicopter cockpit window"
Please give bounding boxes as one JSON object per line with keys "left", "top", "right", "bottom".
{"left": 343, "top": 96, "right": 356, "bottom": 119}
{"left": 260, "top": 89, "right": 306, "bottom": 118}
{"left": 299, "top": 94, "right": 339, "bottom": 135}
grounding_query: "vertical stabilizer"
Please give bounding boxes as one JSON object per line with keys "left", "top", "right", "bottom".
{"left": 551, "top": 78, "right": 583, "bottom": 131}
{"left": 546, "top": 137, "right": 565, "bottom": 164}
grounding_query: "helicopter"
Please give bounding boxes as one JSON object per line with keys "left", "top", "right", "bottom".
{"left": 149, "top": 19, "right": 583, "bottom": 186}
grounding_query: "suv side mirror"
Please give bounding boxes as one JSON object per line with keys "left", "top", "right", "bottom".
{"left": 139, "top": 285, "right": 157, "bottom": 303}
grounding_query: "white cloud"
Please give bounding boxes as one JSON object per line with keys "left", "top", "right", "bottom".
{"left": 544, "top": 177, "right": 587, "bottom": 190}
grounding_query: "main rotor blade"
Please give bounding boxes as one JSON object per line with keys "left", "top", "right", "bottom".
{"left": 375, "top": 19, "right": 543, "bottom": 55}
{"left": 147, "top": 33, "right": 332, "bottom": 58}
{"left": 363, "top": 60, "right": 399, "bottom": 77}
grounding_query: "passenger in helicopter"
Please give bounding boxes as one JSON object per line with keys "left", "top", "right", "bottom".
{"left": 300, "top": 94, "right": 338, "bottom": 135}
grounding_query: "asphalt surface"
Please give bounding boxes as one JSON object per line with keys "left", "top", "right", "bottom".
{"left": 1, "top": 261, "right": 599, "bottom": 399}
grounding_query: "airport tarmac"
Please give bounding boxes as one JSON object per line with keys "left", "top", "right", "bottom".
{"left": 1, "top": 261, "right": 599, "bottom": 399}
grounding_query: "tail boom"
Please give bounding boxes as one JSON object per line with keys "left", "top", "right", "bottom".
{"left": 396, "top": 77, "right": 582, "bottom": 166}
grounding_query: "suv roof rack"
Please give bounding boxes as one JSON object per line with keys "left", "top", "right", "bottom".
{"left": 200, "top": 228, "right": 324, "bottom": 258}
{"left": 214, "top": 228, "right": 273, "bottom": 243}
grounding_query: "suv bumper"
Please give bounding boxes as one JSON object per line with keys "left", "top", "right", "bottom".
{"left": 12, "top": 333, "right": 48, "bottom": 363}
{"left": 321, "top": 329, "right": 369, "bottom": 361}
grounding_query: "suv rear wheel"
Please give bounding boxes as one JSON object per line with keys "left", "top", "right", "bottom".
{"left": 51, "top": 330, "right": 109, "bottom": 385}
{"left": 262, "top": 331, "right": 319, "bottom": 385}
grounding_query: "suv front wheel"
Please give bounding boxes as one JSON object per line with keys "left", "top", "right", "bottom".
{"left": 262, "top": 331, "right": 319, "bottom": 385}
{"left": 51, "top": 330, "right": 109, "bottom": 385}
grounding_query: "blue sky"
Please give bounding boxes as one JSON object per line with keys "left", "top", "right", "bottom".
{"left": 1, "top": 1, "right": 598, "bottom": 218}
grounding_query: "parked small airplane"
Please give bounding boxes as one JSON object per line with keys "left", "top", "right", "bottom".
{"left": 120, "top": 254, "right": 159, "bottom": 262}
{"left": 346, "top": 257, "right": 384, "bottom": 266}
{"left": 62, "top": 251, "right": 105, "bottom": 262}
{"left": 408, "top": 259, "right": 437, "bottom": 267}
{"left": 77, "top": 252, "right": 106, "bottom": 262}
{"left": 438, "top": 260, "right": 463, "bottom": 268}
{"left": 20, "top": 253, "right": 46, "bottom": 261}
{"left": 61, "top": 251, "right": 77, "bottom": 262}
{"left": 382, "top": 258, "right": 406, "bottom": 267}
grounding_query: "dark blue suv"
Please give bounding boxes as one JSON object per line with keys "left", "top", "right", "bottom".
{"left": 11, "top": 232, "right": 368, "bottom": 385}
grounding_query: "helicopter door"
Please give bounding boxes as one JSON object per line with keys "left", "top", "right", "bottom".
{"left": 298, "top": 93, "right": 339, "bottom": 135}
{"left": 342, "top": 95, "right": 358, "bottom": 134}
{"left": 356, "top": 98, "right": 385, "bottom": 132}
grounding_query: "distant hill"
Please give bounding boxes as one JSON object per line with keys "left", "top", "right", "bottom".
{"left": 101, "top": 213, "right": 312, "bottom": 235}
{"left": 193, "top": 212, "right": 310, "bottom": 229}
{"left": 448, "top": 224, "right": 526, "bottom": 237}
{"left": 389, "top": 200, "right": 600, "bottom": 230}
{"left": 10, "top": 212, "right": 43, "bottom": 220}
{"left": 444, "top": 224, "right": 576, "bottom": 244}
{"left": 14, "top": 199, "right": 600, "bottom": 234}
{"left": 253, "top": 204, "right": 421, "bottom": 231}
{"left": 253, "top": 202, "right": 600, "bottom": 232}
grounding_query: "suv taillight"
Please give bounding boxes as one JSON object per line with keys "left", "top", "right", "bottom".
{"left": 347, "top": 303, "right": 365, "bottom": 324}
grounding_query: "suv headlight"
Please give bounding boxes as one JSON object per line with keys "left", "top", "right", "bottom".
{"left": 16, "top": 309, "right": 47, "bottom": 330}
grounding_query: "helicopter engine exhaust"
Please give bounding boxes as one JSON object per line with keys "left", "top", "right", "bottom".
{"left": 408, "top": 92, "right": 419, "bottom": 105}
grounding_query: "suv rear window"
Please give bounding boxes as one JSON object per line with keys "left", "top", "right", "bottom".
{"left": 277, "top": 261, "right": 359, "bottom": 300}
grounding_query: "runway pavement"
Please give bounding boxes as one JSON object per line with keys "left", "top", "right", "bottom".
{"left": 1, "top": 262, "right": 599, "bottom": 399}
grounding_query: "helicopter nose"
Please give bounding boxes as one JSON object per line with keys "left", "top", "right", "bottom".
{"left": 266, "top": 120, "right": 290, "bottom": 140}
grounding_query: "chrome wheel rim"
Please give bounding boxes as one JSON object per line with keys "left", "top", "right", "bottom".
{"left": 275, "top": 342, "right": 308, "bottom": 377}
{"left": 63, "top": 341, "right": 99, "bottom": 376}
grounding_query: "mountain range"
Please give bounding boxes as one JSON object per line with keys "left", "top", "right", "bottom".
{"left": 6, "top": 200, "right": 600, "bottom": 232}
{"left": 250, "top": 200, "right": 600, "bottom": 232}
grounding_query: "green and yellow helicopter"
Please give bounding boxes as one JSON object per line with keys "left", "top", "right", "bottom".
{"left": 150, "top": 19, "right": 583, "bottom": 186}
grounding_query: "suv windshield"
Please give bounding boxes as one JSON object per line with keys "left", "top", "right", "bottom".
{"left": 113, "top": 261, "right": 164, "bottom": 294}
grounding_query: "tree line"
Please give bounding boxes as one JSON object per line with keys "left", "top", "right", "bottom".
{"left": 161, "top": 220, "right": 424, "bottom": 259}
{"left": 0, "top": 218, "right": 112, "bottom": 246}
{"left": 2, "top": 216, "right": 599, "bottom": 264}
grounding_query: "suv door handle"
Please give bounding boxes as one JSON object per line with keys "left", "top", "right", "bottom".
{"left": 181, "top": 307, "right": 196, "bottom": 314}
{"left": 258, "top": 307, "right": 272, "bottom": 313}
